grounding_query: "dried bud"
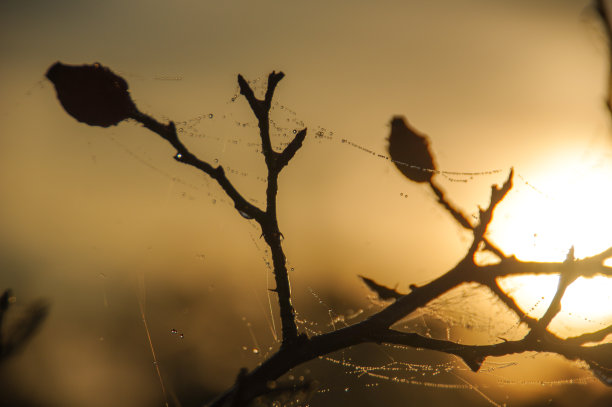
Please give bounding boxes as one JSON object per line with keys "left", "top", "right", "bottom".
{"left": 46, "top": 61, "right": 136, "bottom": 127}
{"left": 387, "top": 116, "right": 436, "bottom": 183}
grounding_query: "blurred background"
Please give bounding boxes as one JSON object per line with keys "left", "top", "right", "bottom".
{"left": 2, "top": 0, "right": 612, "bottom": 405}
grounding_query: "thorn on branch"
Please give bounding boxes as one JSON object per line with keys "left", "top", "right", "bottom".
{"left": 459, "top": 352, "right": 485, "bottom": 372}
{"left": 264, "top": 71, "right": 285, "bottom": 108}
{"left": 470, "top": 168, "right": 514, "bottom": 255}
{"left": 359, "top": 275, "right": 404, "bottom": 301}
{"left": 278, "top": 128, "right": 308, "bottom": 170}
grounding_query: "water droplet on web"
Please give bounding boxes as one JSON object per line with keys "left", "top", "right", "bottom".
{"left": 239, "top": 210, "right": 253, "bottom": 219}
{"left": 175, "top": 153, "right": 183, "bottom": 160}
{"left": 214, "top": 158, "right": 218, "bottom": 164}
{"left": 252, "top": 348, "right": 259, "bottom": 354}
{"left": 242, "top": 346, "right": 247, "bottom": 351}
{"left": 179, "top": 333, "right": 184, "bottom": 339}
{"left": 171, "top": 328, "right": 178, "bottom": 334}
{"left": 288, "top": 374, "right": 294, "bottom": 381}
{"left": 293, "top": 129, "right": 297, "bottom": 134}
{"left": 209, "top": 113, "right": 214, "bottom": 118}
{"left": 344, "top": 387, "right": 350, "bottom": 392}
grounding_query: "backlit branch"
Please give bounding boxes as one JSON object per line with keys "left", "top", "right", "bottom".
{"left": 46, "top": 62, "right": 612, "bottom": 406}
{"left": 47, "top": 63, "right": 307, "bottom": 347}
{"left": 134, "top": 74, "right": 307, "bottom": 346}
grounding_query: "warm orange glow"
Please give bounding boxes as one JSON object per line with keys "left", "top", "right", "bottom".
{"left": 498, "top": 275, "right": 612, "bottom": 338}
{"left": 494, "top": 158, "right": 612, "bottom": 337}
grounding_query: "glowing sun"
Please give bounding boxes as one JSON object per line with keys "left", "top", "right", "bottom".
{"left": 492, "top": 158, "right": 612, "bottom": 338}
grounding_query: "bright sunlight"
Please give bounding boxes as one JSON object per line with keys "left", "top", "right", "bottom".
{"left": 495, "top": 153, "right": 612, "bottom": 338}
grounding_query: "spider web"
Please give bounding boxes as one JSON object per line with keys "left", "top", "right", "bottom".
{"left": 36, "top": 74, "right": 612, "bottom": 407}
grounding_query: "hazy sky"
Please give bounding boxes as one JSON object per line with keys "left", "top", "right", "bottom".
{"left": 2, "top": 0, "right": 612, "bottom": 406}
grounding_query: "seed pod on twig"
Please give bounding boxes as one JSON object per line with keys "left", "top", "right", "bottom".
{"left": 46, "top": 61, "right": 136, "bottom": 127}
{"left": 387, "top": 116, "right": 436, "bottom": 183}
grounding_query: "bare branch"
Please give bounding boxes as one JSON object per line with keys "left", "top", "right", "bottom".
{"left": 48, "top": 63, "right": 612, "bottom": 405}
{"left": 0, "top": 295, "right": 48, "bottom": 363}
{"left": 429, "top": 178, "right": 474, "bottom": 230}
{"left": 595, "top": 0, "right": 612, "bottom": 112}
{"left": 129, "top": 110, "right": 266, "bottom": 223}
{"left": 533, "top": 247, "right": 577, "bottom": 332}
{"left": 566, "top": 325, "right": 612, "bottom": 345}
{"left": 469, "top": 168, "right": 514, "bottom": 256}
{"left": 482, "top": 277, "right": 540, "bottom": 331}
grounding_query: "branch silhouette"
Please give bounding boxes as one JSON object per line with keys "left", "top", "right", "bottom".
{"left": 46, "top": 62, "right": 612, "bottom": 406}
{"left": 595, "top": 0, "right": 612, "bottom": 113}
{"left": 0, "top": 289, "right": 48, "bottom": 363}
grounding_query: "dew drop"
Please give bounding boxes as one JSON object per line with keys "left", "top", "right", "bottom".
{"left": 214, "top": 158, "right": 218, "bottom": 164}
{"left": 291, "top": 267, "right": 295, "bottom": 271}
{"left": 239, "top": 210, "right": 253, "bottom": 220}
{"left": 171, "top": 328, "right": 178, "bottom": 334}
{"left": 175, "top": 153, "right": 183, "bottom": 160}
{"left": 179, "top": 333, "right": 184, "bottom": 339}
{"left": 292, "top": 129, "right": 297, "bottom": 134}
{"left": 344, "top": 387, "right": 350, "bottom": 392}
{"left": 252, "top": 348, "right": 259, "bottom": 354}
{"left": 209, "top": 113, "right": 214, "bottom": 118}
{"left": 242, "top": 346, "right": 247, "bottom": 351}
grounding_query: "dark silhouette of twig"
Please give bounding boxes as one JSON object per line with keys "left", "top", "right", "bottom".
{"left": 595, "top": 0, "right": 612, "bottom": 112}
{"left": 0, "top": 289, "right": 48, "bottom": 363}
{"left": 358, "top": 275, "right": 404, "bottom": 301}
{"left": 46, "top": 63, "right": 612, "bottom": 407}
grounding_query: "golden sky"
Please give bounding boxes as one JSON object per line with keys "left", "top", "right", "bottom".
{"left": 2, "top": 0, "right": 612, "bottom": 406}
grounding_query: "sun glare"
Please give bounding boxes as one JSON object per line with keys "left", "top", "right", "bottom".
{"left": 493, "top": 157, "right": 612, "bottom": 337}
